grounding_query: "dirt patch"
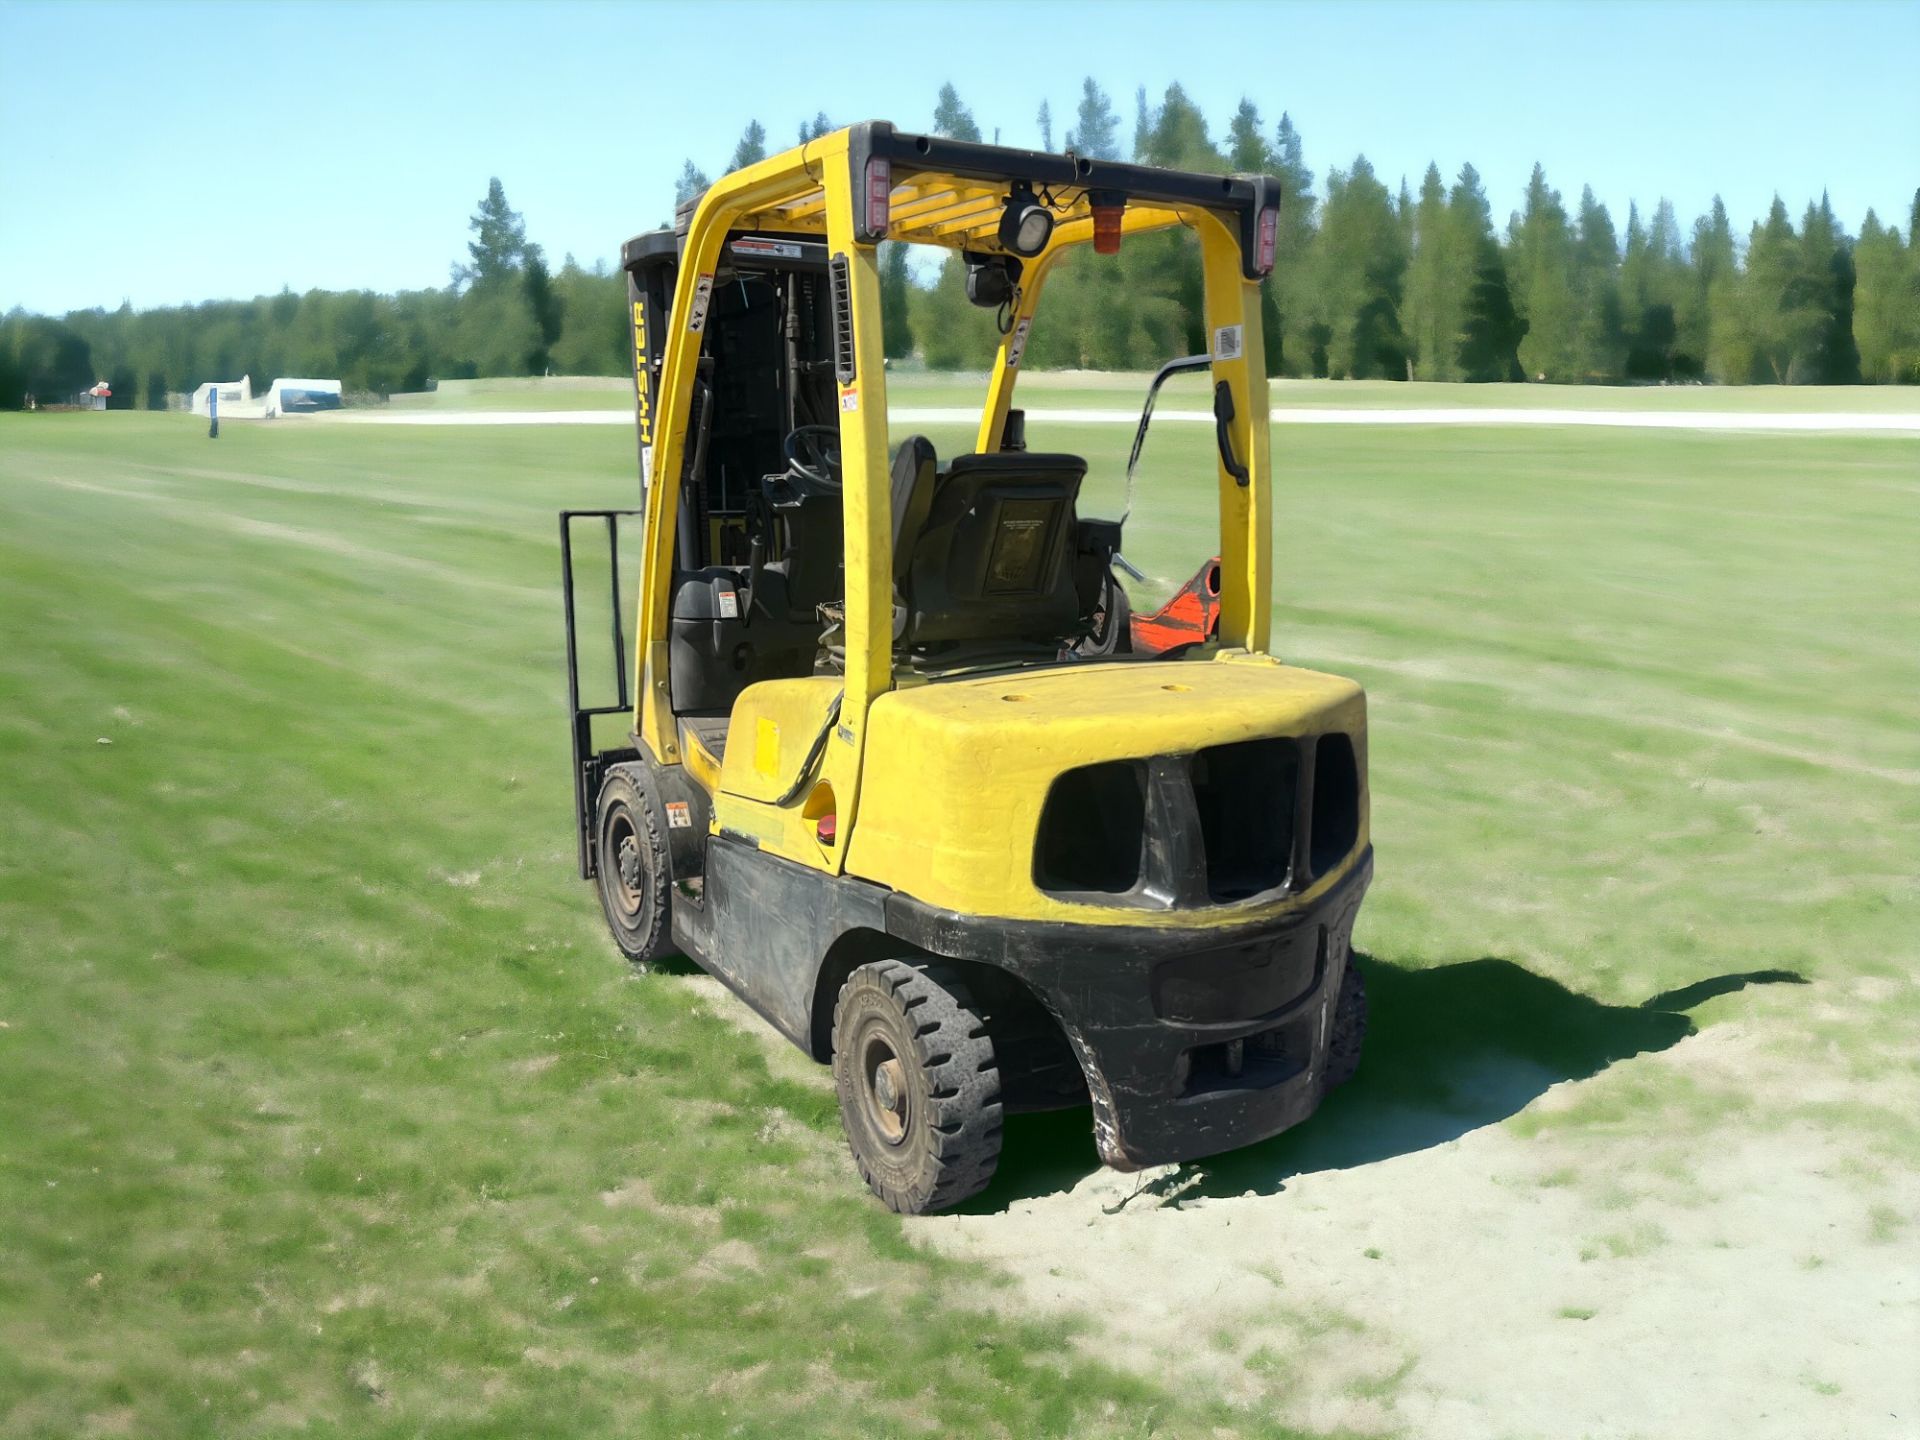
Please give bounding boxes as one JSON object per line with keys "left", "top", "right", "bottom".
{"left": 911, "top": 1037, "right": 1920, "bottom": 1438}
{"left": 599, "top": 1176, "right": 719, "bottom": 1228}
{"left": 696, "top": 1238, "right": 763, "bottom": 1275}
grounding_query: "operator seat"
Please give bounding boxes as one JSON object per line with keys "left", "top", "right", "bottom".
{"left": 890, "top": 435, "right": 937, "bottom": 580}
{"left": 895, "top": 448, "right": 1089, "bottom": 650}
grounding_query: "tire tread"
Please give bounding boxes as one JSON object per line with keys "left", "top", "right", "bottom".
{"left": 831, "top": 958, "right": 1004, "bottom": 1214}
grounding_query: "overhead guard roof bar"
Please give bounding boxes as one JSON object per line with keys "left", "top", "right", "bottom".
{"left": 657, "top": 122, "right": 1282, "bottom": 279}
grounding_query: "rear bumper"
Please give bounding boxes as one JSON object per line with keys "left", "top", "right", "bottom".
{"left": 885, "top": 848, "right": 1372, "bottom": 1169}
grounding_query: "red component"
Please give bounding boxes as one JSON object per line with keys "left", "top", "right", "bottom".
{"left": 864, "top": 158, "right": 891, "bottom": 236}
{"left": 816, "top": 814, "right": 838, "bottom": 845}
{"left": 1092, "top": 201, "right": 1124, "bottom": 255}
{"left": 1254, "top": 206, "right": 1278, "bottom": 275}
{"left": 1129, "top": 557, "right": 1223, "bottom": 654}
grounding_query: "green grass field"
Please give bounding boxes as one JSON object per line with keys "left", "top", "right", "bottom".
{"left": 3, "top": 406, "right": 1916, "bottom": 1436}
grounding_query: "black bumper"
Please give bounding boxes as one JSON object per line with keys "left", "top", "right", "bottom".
{"left": 885, "top": 848, "right": 1373, "bottom": 1170}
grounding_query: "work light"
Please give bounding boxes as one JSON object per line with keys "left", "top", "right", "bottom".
{"left": 998, "top": 185, "right": 1054, "bottom": 257}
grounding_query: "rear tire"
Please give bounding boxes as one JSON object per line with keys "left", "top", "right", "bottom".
{"left": 1322, "top": 957, "right": 1368, "bottom": 1092}
{"left": 593, "top": 766, "right": 674, "bottom": 968}
{"left": 831, "top": 960, "right": 1003, "bottom": 1214}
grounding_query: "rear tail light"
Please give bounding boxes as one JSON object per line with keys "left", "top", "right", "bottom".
{"left": 864, "top": 157, "right": 891, "bottom": 238}
{"left": 1254, "top": 205, "right": 1278, "bottom": 275}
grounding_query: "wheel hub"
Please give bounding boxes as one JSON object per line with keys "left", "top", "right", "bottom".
{"left": 616, "top": 834, "right": 642, "bottom": 895}
{"left": 866, "top": 1047, "right": 909, "bottom": 1145}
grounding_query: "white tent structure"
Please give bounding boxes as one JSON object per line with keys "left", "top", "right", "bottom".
{"left": 189, "top": 375, "right": 255, "bottom": 418}
{"left": 185, "top": 376, "right": 342, "bottom": 419}
{"left": 262, "top": 378, "right": 342, "bottom": 416}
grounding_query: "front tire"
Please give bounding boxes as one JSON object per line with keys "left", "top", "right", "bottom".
{"left": 593, "top": 766, "right": 674, "bottom": 967}
{"left": 831, "top": 960, "right": 1003, "bottom": 1214}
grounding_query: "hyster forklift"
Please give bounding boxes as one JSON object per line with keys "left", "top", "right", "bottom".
{"left": 560, "top": 122, "right": 1372, "bottom": 1214}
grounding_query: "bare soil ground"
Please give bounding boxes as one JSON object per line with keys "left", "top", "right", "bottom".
{"left": 916, "top": 1030, "right": 1920, "bottom": 1439}
{"left": 682, "top": 969, "right": 1919, "bottom": 1439}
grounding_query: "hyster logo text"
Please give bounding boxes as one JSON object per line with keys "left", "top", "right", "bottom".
{"left": 631, "top": 301, "right": 652, "bottom": 445}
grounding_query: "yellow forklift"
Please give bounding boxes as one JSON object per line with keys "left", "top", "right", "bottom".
{"left": 560, "top": 122, "right": 1372, "bottom": 1213}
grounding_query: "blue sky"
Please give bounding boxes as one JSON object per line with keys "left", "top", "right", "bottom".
{"left": 3, "top": 0, "right": 1915, "bottom": 315}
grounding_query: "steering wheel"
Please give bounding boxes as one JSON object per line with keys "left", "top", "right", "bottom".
{"left": 783, "top": 424, "right": 844, "bottom": 492}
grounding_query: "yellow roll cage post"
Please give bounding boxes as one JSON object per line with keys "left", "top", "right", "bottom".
{"left": 633, "top": 122, "right": 1276, "bottom": 871}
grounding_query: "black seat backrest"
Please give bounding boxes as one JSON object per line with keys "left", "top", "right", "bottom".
{"left": 899, "top": 451, "right": 1088, "bottom": 649}
{"left": 890, "top": 436, "right": 937, "bottom": 582}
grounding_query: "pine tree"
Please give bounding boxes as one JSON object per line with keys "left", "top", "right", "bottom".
{"left": 1743, "top": 203, "right": 1812, "bottom": 385}
{"left": 931, "top": 83, "right": 982, "bottom": 142}
{"left": 1570, "top": 186, "right": 1625, "bottom": 380}
{"left": 1311, "top": 156, "right": 1407, "bottom": 379}
{"left": 879, "top": 243, "right": 914, "bottom": 360}
{"left": 522, "top": 246, "right": 563, "bottom": 373}
{"left": 1142, "top": 84, "right": 1220, "bottom": 172}
{"left": 1447, "top": 165, "right": 1521, "bottom": 381}
{"left": 451, "top": 282, "right": 541, "bottom": 378}
{"left": 1619, "top": 201, "right": 1673, "bottom": 377}
{"left": 1132, "top": 86, "right": 1151, "bottom": 161}
{"left": 728, "top": 121, "right": 767, "bottom": 171}
{"left": 1853, "top": 210, "right": 1920, "bottom": 382}
{"left": 1689, "top": 197, "right": 1737, "bottom": 377}
{"left": 550, "top": 256, "right": 629, "bottom": 376}
{"left": 1403, "top": 164, "right": 1454, "bottom": 379}
{"left": 1508, "top": 165, "right": 1577, "bottom": 380}
{"left": 1631, "top": 199, "right": 1690, "bottom": 377}
{"left": 674, "top": 161, "right": 710, "bottom": 206}
{"left": 1222, "top": 101, "right": 1275, "bottom": 371}
{"left": 1736, "top": 198, "right": 1826, "bottom": 382}
{"left": 1140, "top": 85, "right": 1223, "bottom": 354}
{"left": 1226, "top": 99, "right": 1270, "bottom": 172}
{"left": 1801, "top": 194, "right": 1861, "bottom": 383}
{"left": 797, "top": 112, "right": 833, "bottom": 143}
{"left": 1270, "top": 113, "right": 1317, "bottom": 376}
{"left": 1457, "top": 244, "right": 1527, "bottom": 382}
{"left": 1037, "top": 99, "right": 1053, "bottom": 151}
{"left": 1063, "top": 78, "right": 1119, "bottom": 160}
{"left": 460, "top": 178, "right": 528, "bottom": 291}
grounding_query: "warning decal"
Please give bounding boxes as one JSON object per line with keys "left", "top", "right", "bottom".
{"left": 731, "top": 238, "right": 805, "bottom": 260}
{"left": 665, "top": 801, "right": 692, "bottom": 829}
{"left": 686, "top": 273, "right": 715, "bottom": 333}
{"left": 1006, "top": 317, "right": 1033, "bottom": 369}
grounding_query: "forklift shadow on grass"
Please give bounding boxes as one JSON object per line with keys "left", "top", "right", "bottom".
{"left": 965, "top": 958, "right": 1807, "bottom": 1210}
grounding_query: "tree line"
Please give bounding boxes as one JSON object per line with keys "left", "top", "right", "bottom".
{"left": 0, "top": 179, "right": 632, "bottom": 409}
{"left": 5, "top": 81, "right": 1916, "bottom": 409}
